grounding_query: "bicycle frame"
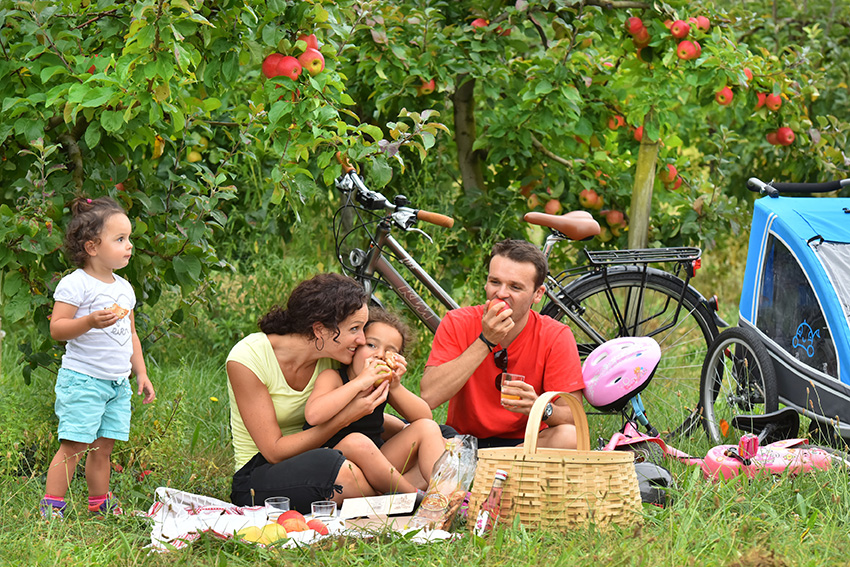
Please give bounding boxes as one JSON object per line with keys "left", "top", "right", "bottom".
{"left": 351, "top": 218, "right": 459, "bottom": 334}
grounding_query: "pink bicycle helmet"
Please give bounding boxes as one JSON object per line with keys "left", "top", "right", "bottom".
{"left": 582, "top": 337, "right": 661, "bottom": 411}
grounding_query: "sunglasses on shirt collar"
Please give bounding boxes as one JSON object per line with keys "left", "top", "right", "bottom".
{"left": 493, "top": 348, "right": 507, "bottom": 390}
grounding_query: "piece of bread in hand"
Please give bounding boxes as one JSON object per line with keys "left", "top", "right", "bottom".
{"left": 108, "top": 303, "right": 129, "bottom": 319}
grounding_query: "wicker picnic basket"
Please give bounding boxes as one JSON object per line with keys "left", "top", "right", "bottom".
{"left": 468, "top": 392, "right": 641, "bottom": 531}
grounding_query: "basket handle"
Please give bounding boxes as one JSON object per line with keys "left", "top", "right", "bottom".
{"left": 522, "top": 392, "right": 590, "bottom": 454}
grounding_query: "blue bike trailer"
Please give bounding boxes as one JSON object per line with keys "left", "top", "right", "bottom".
{"left": 739, "top": 195, "right": 850, "bottom": 436}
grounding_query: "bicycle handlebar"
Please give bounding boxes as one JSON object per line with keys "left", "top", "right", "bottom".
{"left": 417, "top": 209, "right": 455, "bottom": 228}
{"left": 747, "top": 177, "right": 850, "bottom": 197}
{"left": 335, "top": 152, "right": 455, "bottom": 229}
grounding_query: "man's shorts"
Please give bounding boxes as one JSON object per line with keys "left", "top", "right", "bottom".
{"left": 55, "top": 368, "right": 131, "bottom": 443}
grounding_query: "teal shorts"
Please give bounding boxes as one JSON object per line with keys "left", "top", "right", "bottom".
{"left": 55, "top": 368, "right": 131, "bottom": 443}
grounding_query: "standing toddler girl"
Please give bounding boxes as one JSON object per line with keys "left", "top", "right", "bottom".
{"left": 40, "top": 196, "right": 155, "bottom": 519}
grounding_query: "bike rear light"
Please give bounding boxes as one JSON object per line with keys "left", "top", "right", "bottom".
{"left": 691, "top": 259, "right": 701, "bottom": 272}
{"left": 707, "top": 294, "right": 720, "bottom": 313}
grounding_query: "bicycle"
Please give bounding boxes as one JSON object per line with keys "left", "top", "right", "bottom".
{"left": 332, "top": 155, "right": 724, "bottom": 440}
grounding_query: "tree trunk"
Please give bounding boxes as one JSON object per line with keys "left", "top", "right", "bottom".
{"left": 628, "top": 113, "right": 659, "bottom": 249}
{"left": 452, "top": 74, "right": 485, "bottom": 194}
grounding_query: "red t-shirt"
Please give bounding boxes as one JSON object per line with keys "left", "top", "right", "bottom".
{"left": 426, "top": 305, "right": 583, "bottom": 439}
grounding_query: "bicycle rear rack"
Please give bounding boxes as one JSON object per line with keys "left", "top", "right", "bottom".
{"left": 584, "top": 247, "right": 701, "bottom": 266}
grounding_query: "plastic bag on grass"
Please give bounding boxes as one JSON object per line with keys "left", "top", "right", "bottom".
{"left": 409, "top": 435, "right": 477, "bottom": 531}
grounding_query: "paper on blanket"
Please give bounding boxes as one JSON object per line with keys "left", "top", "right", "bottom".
{"left": 339, "top": 492, "right": 417, "bottom": 519}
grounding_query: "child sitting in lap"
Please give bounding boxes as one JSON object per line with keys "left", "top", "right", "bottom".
{"left": 304, "top": 308, "right": 444, "bottom": 494}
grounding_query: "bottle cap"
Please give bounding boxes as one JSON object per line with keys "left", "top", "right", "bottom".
{"left": 495, "top": 469, "right": 508, "bottom": 481}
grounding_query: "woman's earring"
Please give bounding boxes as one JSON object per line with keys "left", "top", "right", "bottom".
{"left": 316, "top": 336, "right": 325, "bottom": 351}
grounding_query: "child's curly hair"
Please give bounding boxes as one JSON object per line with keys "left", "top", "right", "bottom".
{"left": 64, "top": 196, "right": 127, "bottom": 268}
{"left": 366, "top": 307, "right": 415, "bottom": 355}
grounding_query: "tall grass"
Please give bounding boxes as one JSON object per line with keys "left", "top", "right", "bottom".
{"left": 5, "top": 224, "right": 850, "bottom": 566}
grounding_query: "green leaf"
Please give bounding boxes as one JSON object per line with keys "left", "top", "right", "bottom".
{"left": 172, "top": 254, "right": 202, "bottom": 286}
{"left": 85, "top": 124, "right": 102, "bottom": 148}
{"left": 361, "top": 124, "right": 384, "bottom": 143}
{"left": 40, "top": 65, "right": 67, "bottom": 83}
{"left": 370, "top": 159, "right": 393, "bottom": 188}
{"left": 80, "top": 87, "right": 115, "bottom": 108}
{"left": 100, "top": 110, "right": 124, "bottom": 133}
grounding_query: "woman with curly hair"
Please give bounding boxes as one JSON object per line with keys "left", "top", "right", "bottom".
{"left": 227, "top": 273, "right": 387, "bottom": 512}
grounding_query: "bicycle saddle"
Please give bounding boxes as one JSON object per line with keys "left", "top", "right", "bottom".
{"left": 524, "top": 211, "right": 601, "bottom": 241}
{"left": 730, "top": 407, "right": 800, "bottom": 444}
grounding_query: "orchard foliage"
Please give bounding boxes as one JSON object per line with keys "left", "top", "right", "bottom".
{"left": 337, "top": 0, "right": 850, "bottom": 253}
{"left": 0, "top": 0, "right": 444, "bottom": 380}
{"left": 1, "top": 0, "right": 848, "bottom": 380}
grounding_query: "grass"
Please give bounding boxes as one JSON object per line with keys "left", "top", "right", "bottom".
{"left": 4, "top": 232, "right": 850, "bottom": 566}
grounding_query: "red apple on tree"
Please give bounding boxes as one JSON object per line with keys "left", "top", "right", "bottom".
{"left": 766, "top": 131, "right": 779, "bottom": 145}
{"left": 416, "top": 78, "right": 436, "bottom": 96}
{"left": 743, "top": 68, "right": 753, "bottom": 84}
{"left": 695, "top": 16, "right": 710, "bottom": 32}
{"left": 670, "top": 20, "right": 690, "bottom": 39}
{"left": 297, "top": 48, "right": 325, "bottom": 76}
{"left": 633, "top": 27, "right": 650, "bottom": 47}
{"left": 608, "top": 115, "right": 625, "bottom": 130}
{"left": 544, "top": 199, "right": 563, "bottom": 215}
{"left": 633, "top": 126, "right": 644, "bottom": 142}
{"left": 471, "top": 18, "right": 489, "bottom": 28}
{"left": 755, "top": 92, "right": 767, "bottom": 110}
{"left": 776, "top": 127, "right": 795, "bottom": 146}
{"left": 660, "top": 164, "right": 678, "bottom": 185}
{"left": 676, "top": 40, "right": 697, "bottom": 60}
{"left": 765, "top": 93, "right": 782, "bottom": 111}
{"left": 262, "top": 53, "right": 285, "bottom": 78}
{"left": 715, "top": 86, "right": 733, "bottom": 105}
{"left": 693, "top": 41, "right": 702, "bottom": 58}
{"left": 579, "top": 189, "right": 600, "bottom": 208}
{"left": 277, "top": 56, "right": 303, "bottom": 80}
{"left": 605, "top": 209, "right": 625, "bottom": 228}
{"left": 671, "top": 177, "right": 683, "bottom": 190}
{"left": 297, "top": 33, "right": 319, "bottom": 51}
{"left": 625, "top": 17, "right": 645, "bottom": 36}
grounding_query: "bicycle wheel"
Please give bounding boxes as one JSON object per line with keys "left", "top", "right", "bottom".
{"left": 700, "top": 326, "right": 778, "bottom": 444}
{"left": 541, "top": 266, "right": 718, "bottom": 440}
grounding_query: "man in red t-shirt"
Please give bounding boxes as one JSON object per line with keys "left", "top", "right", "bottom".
{"left": 421, "top": 240, "right": 584, "bottom": 449}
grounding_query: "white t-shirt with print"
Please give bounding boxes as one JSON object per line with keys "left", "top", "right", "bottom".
{"left": 53, "top": 268, "right": 136, "bottom": 381}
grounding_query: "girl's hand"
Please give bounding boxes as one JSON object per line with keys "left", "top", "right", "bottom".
{"left": 89, "top": 309, "right": 120, "bottom": 329}
{"left": 353, "top": 357, "right": 392, "bottom": 390}
{"left": 388, "top": 352, "right": 407, "bottom": 380}
{"left": 136, "top": 375, "right": 156, "bottom": 404}
{"left": 339, "top": 380, "right": 390, "bottom": 425}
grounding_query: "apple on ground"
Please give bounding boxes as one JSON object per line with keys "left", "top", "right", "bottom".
{"left": 297, "top": 33, "right": 319, "bottom": 51}
{"left": 297, "top": 48, "right": 325, "bottom": 76}
{"left": 236, "top": 526, "right": 264, "bottom": 544}
{"left": 755, "top": 92, "right": 767, "bottom": 110}
{"left": 670, "top": 20, "right": 690, "bottom": 39}
{"left": 544, "top": 198, "right": 563, "bottom": 215}
{"left": 765, "top": 93, "right": 782, "bottom": 111}
{"left": 417, "top": 78, "right": 436, "bottom": 96}
{"left": 676, "top": 40, "right": 697, "bottom": 60}
{"left": 715, "top": 86, "right": 733, "bottom": 106}
{"left": 579, "top": 188, "right": 600, "bottom": 208}
{"left": 776, "top": 127, "right": 795, "bottom": 146}
{"left": 261, "top": 522, "right": 289, "bottom": 544}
